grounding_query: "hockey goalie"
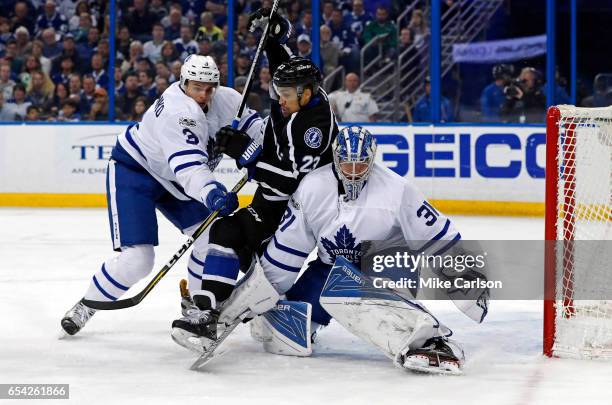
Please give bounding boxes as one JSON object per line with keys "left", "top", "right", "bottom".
{"left": 190, "top": 126, "right": 490, "bottom": 375}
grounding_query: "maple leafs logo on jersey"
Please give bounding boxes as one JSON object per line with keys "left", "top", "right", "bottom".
{"left": 206, "top": 137, "right": 222, "bottom": 171}
{"left": 321, "top": 225, "right": 362, "bottom": 265}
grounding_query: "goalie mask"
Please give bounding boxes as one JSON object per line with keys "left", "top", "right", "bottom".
{"left": 333, "top": 126, "right": 377, "bottom": 201}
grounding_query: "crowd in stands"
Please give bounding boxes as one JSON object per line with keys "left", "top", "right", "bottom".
{"left": 0, "top": 0, "right": 604, "bottom": 124}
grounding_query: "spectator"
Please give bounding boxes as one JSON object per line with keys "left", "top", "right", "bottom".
{"left": 81, "top": 74, "right": 96, "bottom": 112}
{"left": 408, "top": 10, "right": 429, "bottom": 49}
{"left": 3, "top": 39, "right": 23, "bottom": 75}
{"left": 179, "top": 0, "right": 204, "bottom": 22}
{"left": 162, "top": 4, "right": 188, "bottom": 40}
{"left": 481, "top": 64, "right": 513, "bottom": 122}
{"left": 68, "top": 73, "right": 83, "bottom": 98}
{"left": 0, "top": 63, "right": 16, "bottom": 100}
{"left": 57, "top": 98, "right": 80, "bottom": 121}
{"left": 202, "top": 0, "right": 226, "bottom": 27}
{"left": 236, "top": 14, "right": 249, "bottom": 42}
{"left": 122, "top": 0, "right": 160, "bottom": 42}
{"left": 5, "top": 83, "right": 32, "bottom": 120}
{"left": 116, "top": 26, "right": 131, "bottom": 60}
{"left": 150, "top": 0, "right": 168, "bottom": 20}
{"left": 152, "top": 76, "right": 169, "bottom": 99}
{"left": 169, "top": 60, "right": 182, "bottom": 83}
{"left": 296, "top": 34, "right": 312, "bottom": 58}
{"left": 197, "top": 36, "right": 213, "bottom": 57}
{"left": 49, "top": 80, "right": 68, "bottom": 116}
{"left": 10, "top": 2, "right": 35, "bottom": 35}
{"left": 252, "top": 66, "right": 271, "bottom": 116}
{"left": 328, "top": 73, "right": 379, "bottom": 122}
{"left": 363, "top": 6, "right": 397, "bottom": 61}
{"left": 14, "top": 26, "right": 30, "bottom": 58}
{"left": 412, "top": 76, "right": 454, "bottom": 122}
{"left": 52, "top": 33, "right": 79, "bottom": 74}
{"left": 29, "top": 39, "right": 52, "bottom": 75}
{"left": 328, "top": 8, "right": 359, "bottom": 73}
{"left": 294, "top": 9, "right": 312, "bottom": 37}
{"left": 87, "top": 87, "right": 109, "bottom": 121}
{"left": 346, "top": 0, "right": 372, "bottom": 42}
{"left": 95, "top": 38, "right": 110, "bottom": 65}
{"left": 0, "top": 91, "right": 17, "bottom": 121}
{"left": 322, "top": 1, "right": 334, "bottom": 24}
{"left": 154, "top": 61, "right": 171, "bottom": 81}
{"left": 35, "top": 0, "right": 68, "bottom": 36}
{"left": 77, "top": 27, "right": 100, "bottom": 64}
{"left": 41, "top": 28, "right": 62, "bottom": 59}
{"left": 173, "top": 24, "right": 198, "bottom": 60}
{"left": 582, "top": 77, "right": 612, "bottom": 108}
{"left": 195, "top": 12, "right": 223, "bottom": 43}
{"left": 71, "top": 11, "right": 92, "bottom": 43}
{"left": 90, "top": 53, "right": 108, "bottom": 89}
{"left": 501, "top": 67, "right": 546, "bottom": 123}
{"left": 120, "top": 41, "right": 143, "bottom": 75}
{"left": 129, "top": 95, "right": 148, "bottom": 121}
{"left": 117, "top": 72, "right": 142, "bottom": 119}
{"left": 113, "top": 65, "right": 124, "bottom": 94}
{"left": 19, "top": 55, "right": 42, "bottom": 89}
{"left": 160, "top": 41, "right": 179, "bottom": 65}
{"left": 320, "top": 25, "right": 339, "bottom": 76}
{"left": 143, "top": 22, "right": 166, "bottom": 64}
{"left": 242, "top": 32, "right": 259, "bottom": 59}
{"left": 27, "top": 70, "right": 55, "bottom": 112}
{"left": 234, "top": 51, "right": 250, "bottom": 77}
{"left": 138, "top": 69, "right": 155, "bottom": 99}
{"left": 234, "top": 75, "right": 262, "bottom": 114}
{"left": 68, "top": 1, "right": 94, "bottom": 31}
{"left": 25, "top": 104, "right": 40, "bottom": 121}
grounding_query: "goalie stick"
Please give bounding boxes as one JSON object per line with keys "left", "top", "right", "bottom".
{"left": 81, "top": 174, "right": 248, "bottom": 311}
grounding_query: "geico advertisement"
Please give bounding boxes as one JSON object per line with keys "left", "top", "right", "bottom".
{"left": 0, "top": 124, "right": 545, "bottom": 202}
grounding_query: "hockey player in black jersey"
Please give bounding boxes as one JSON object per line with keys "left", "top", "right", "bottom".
{"left": 171, "top": 8, "right": 339, "bottom": 352}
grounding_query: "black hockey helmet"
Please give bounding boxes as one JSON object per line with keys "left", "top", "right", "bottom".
{"left": 272, "top": 57, "right": 323, "bottom": 98}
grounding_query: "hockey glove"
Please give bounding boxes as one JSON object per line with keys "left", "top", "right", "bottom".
{"left": 248, "top": 8, "right": 292, "bottom": 44}
{"left": 214, "top": 125, "right": 262, "bottom": 168}
{"left": 201, "top": 181, "right": 239, "bottom": 217}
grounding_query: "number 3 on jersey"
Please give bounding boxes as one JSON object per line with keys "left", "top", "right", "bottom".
{"left": 299, "top": 156, "right": 320, "bottom": 173}
{"left": 183, "top": 128, "right": 199, "bottom": 145}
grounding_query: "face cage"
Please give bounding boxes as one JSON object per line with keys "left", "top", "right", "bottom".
{"left": 333, "top": 154, "right": 374, "bottom": 201}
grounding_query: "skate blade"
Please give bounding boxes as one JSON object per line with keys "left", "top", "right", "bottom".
{"left": 189, "top": 348, "right": 229, "bottom": 371}
{"left": 171, "top": 328, "right": 215, "bottom": 355}
{"left": 402, "top": 357, "right": 463, "bottom": 376}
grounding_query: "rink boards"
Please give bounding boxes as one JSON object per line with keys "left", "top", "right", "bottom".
{"left": 0, "top": 123, "right": 546, "bottom": 215}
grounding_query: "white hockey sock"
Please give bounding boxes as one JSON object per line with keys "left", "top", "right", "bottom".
{"left": 84, "top": 245, "right": 155, "bottom": 301}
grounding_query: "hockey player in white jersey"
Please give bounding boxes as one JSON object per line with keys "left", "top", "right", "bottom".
{"left": 60, "top": 55, "right": 262, "bottom": 335}
{"left": 215, "top": 126, "right": 489, "bottom": 375}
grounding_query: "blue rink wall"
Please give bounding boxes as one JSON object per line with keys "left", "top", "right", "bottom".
{"left": 0, "top": 122, "right": 546, "bottom": 216}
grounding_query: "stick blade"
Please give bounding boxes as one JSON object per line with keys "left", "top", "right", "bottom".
{"left": 81, "top": 295, "right": 140, "bottom": 310}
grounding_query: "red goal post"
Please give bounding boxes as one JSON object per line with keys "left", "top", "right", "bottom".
{"left": 544, "top": 105, "right": 612, "bottom": 359}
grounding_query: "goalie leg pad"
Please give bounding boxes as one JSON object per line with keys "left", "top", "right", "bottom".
{"left": 258, "top": 300, "right": 312, "bottom": 356}
{"left": 319, "top": 257, "right": 448, "bottom": 361}
{"left": 285, "top": 258, "right": 334, "bottom": 326}
{"left": 218, "top": 262, "right": 280, "bottom": 324}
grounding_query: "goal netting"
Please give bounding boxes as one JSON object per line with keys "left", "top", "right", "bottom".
{"left": 544, "top": 105, "right": 612, "bottom": 360}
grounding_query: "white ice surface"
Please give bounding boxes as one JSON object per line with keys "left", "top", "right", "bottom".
{"left": 1, "top": 209, "right": 612, "bottom": 405}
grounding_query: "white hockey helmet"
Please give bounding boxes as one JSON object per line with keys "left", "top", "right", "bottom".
{"left": 180, "top": 55, "right": 220, "bottom": 88}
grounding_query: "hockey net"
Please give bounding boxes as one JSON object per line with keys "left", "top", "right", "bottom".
{"left": 544, "top": 105, "right": 612, "bottom": 359}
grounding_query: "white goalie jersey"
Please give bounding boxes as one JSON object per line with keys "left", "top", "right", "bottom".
{"left": 117, "top": 82, "right": 263, "bottom": 202}
{"left": 260, "top": 162, "right": 462, "bottom": 293}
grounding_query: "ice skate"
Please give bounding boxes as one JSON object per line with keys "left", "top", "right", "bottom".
{"left": 400, "top": 337, "right": 465, "bottom": 376}
{"left": 60, "top": 300, "right": 97, "bottom": 336}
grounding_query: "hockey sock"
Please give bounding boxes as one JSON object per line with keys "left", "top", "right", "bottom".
{"left": 84, "top": 245, "right": 155, "bottom": 301}
{"left": 193, "top": 244, "right": 240, "bottom": 309}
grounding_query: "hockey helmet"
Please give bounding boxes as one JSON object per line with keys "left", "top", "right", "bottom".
{"left": 333, "top": 126, "right": 377, "bottom": 201}
{"left": 272, "top": 57, "right": 323, "bottom": 99}
{"left": 180, "top": 55, "right": 220, "bottom": 88}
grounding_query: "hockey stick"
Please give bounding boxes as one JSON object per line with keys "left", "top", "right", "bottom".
{"left": 230, "top": 0, "right": 281, "bottom": 130}
{"left": 82, "top": 174, "right": 249, "bottom": 311}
